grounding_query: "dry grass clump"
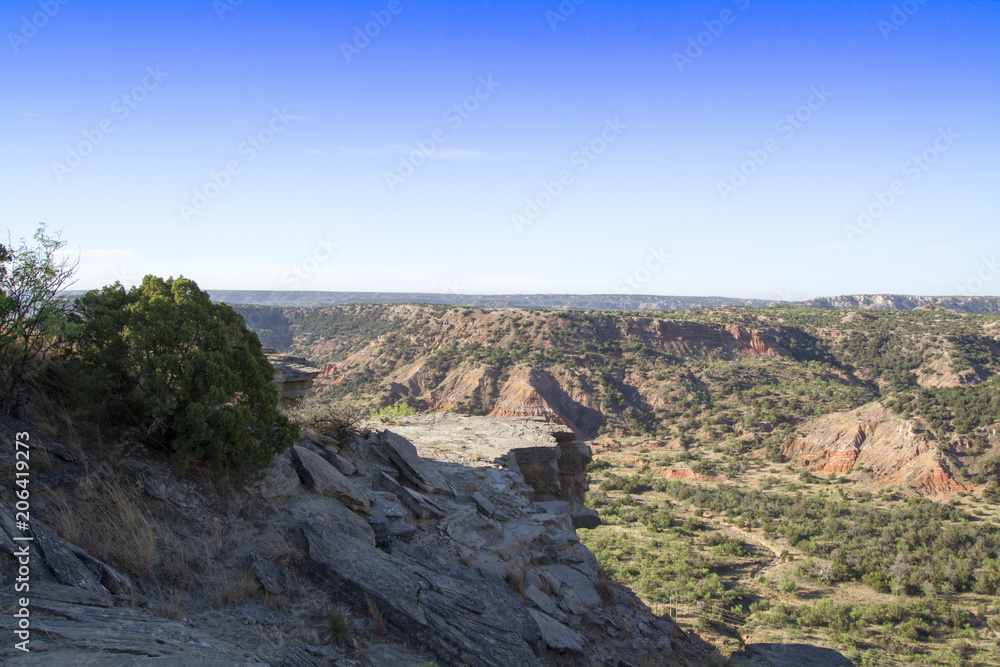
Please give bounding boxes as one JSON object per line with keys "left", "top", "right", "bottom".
{"left": 595, "top": 577, "right": 617, "bottom": 608}
{"left": 211, "top": 568, "right": 259, "bottom": 608}
{"left": 505, "top": 567, "right": 524, "bottom": 595}
{"left": 163, "top": 542, "right": 207, "bottom": 591}
{"left": 365, "top": 591, "right": 387, "bottom": 636}
{"left": 49, "top": 471, "right": 156, "bottom": 579}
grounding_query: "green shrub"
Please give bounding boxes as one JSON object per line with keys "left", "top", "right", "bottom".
{"left": 326, "top": 605, "right": 353, "bottom": 645}
{"left": 0, "top": 224, "right": 77, "bottom": 415}
{"left": 65, "top": 275, "right": 297, "bottom": 470}
{"left": 370, "top": 399, "right": 417, "bottom": 423}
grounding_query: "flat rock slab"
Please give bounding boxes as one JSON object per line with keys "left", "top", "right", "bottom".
{"left": 292, "top": 445, "right": 370, "bottom": 513}
{"left": 747, "top": 643, "right": 855, "bottom": 667}
{"left": 248, "top": 552, "right": 287, "bottom": 594}
{"left": 527, "top": 609, "right": 585, "bottom": 654}
{"left": 523, "top": 585, "right": 566, "bottom": 622}
{"left": 0, "top": 594, "right": 264, "bottom": 665}
{"left": 302, "top": 518, "right": 542, "bottom": 667}
{"left": 544, "top": 564, "right": 601, "bottom": 609}
{"left": 122, "top": 460, "right": 204, "bottom": 509}
{"left": 362, "top": 643, "right": 430, "bottom": 666}
{"left": 378, "top": 431, "right": 454, "bottom": 496}
{"left": 472, "top": 491, "right": 496, "bottom": 517}
{"left": 257, "top": 454, "right": 301, "bottom": 499}
{"left": 290, "top": 497, "right": 375, "bottom": 546}
{"left": 233, "top": 603, "right": 284, "bottom": 625}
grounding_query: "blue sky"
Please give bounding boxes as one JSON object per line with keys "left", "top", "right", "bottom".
{"left": 2, "top": 0, "right": 998, "bottom": 299}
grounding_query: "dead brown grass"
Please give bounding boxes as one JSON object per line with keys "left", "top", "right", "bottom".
{"left": 595, "top": 577, "right": 617, "bottom": 608}
{"left": 49, "top": 471, "right": 156, "bottom": 579}
{"left": 211, "top": 568, "right": 259, "bottom": 608}
{"left": 163, "top": 541, "right": 206, "bottom": 591}
{"left": 364, "top": 591, "right": 387, "bottom": 636}
{"left": 505, "top": 566, "right": 524, "bottom": 596}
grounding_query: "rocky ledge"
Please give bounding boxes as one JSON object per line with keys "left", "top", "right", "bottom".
{"left": 0, "top": 414, "right": 714, "bottom": 666}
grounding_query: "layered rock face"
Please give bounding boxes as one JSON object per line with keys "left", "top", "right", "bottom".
{"left": 782, "top": 402, "right": 970, "bottom": 495}
{"left": 307, "top": 309, "right": 791, "bottom": 438}
{"left": 267, "top": 353, "right": 322, "bottom": 408}
{"left": 501, "top": 422, "right": 602, "bottom": 530}
{"left": 0, "top": 415, "right": 706, "bottom": 666}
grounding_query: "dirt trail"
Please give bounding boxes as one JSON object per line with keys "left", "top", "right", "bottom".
{"left": 713, "top": 518, "right": 788, "bottom": 582}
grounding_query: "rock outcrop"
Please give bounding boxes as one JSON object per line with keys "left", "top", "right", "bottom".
{"left": 781, "top": 402, "right": 970, "bottom": 495}
{"left": 267, "top": 353, "right": 322, "bottom": 408}
{"left": 0, "top": 414, "right": 711, "bottom": 666}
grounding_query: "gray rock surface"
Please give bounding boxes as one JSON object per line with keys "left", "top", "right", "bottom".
{"left": 291, "top": 445, "right": 370, "bottom": 513}
{"left": 361, "top": 642, "right": 431, "bottom": 666}
{"left": 0, "top": 413, "right": 708, "bottom": 667}
{"left": 377, "top": 431, "right": 454, "bottom": 496}
{"left": 747, "top": 643, "right": 856, "bottom": 666}
{"left": 248, "top": 552, "right": 287, "bottom": 594}
{"left": 122, "top": 460, "right": 204, "bottom": 508}
{"left": 303, "top": 518, "right": 543, "bottom": 667}
{"left": 289, "top": 497, "right": 375, "bottom": 546}
{"left": 528, "top": 608, "right": 585, "bottom": 654}
{"left": 257, "top": 452, "right": 301, "bottom": 499}
{"left": 233, "top": 603, "right": 284, "bottom": 625}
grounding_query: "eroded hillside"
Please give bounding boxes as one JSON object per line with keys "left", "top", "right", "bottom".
{"left": 234, "top": 303, "right": 1000, "bottom": 499}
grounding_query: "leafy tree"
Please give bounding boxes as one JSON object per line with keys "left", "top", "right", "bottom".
{"left": 0, "top": 225, "right": 77, "bottom": 415}
{"left": 66, "top": 275, "right": 297, "bottom": 470}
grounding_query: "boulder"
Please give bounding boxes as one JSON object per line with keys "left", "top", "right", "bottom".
{"left": 472, "top": 491, "right": 496, "bottom": 517}
{"left": 290, "top": 498, "right": 375, "bottom": 546}
{"left": 523, "top": 585, "right": 567, "bottom": 622}
{"left": 362, "top": 643, "right": 431, "bottom": 666}
{"left": 248, "top": 552, "right": 287, "bottom": 595}
{"left": 291, "top": 445, "right": 370, "bottom": 513}
{"left": 377, "top": 431, "right": 454, "bottom": 496}
{"left": 122, "top": 460, "right": 204, "bottom": 509}
{"left": 571, "top": 507, "right": 601, "bottom": 530}
{"left": 746, "top": 643, "right": 856, "bottom": 666}
{"left": 509, "top": 446, "right": 561, "bottom": 500}
{"left": 545, "top": 564, "right": 601, "bottom": 609}
{"left": 257, "top": 453, "right": 301, "bottom": 499}
{"left": 368, "top": 492, "right": 416, "bottom": 546}
{"left": 397, "top": 486, "right": 446, "bottom": 519}
{"left": 527, "top": 609, "right": 585, "bottom": 654}
{"left": 302, "top": 518, "right": 543, "bottom": 667}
